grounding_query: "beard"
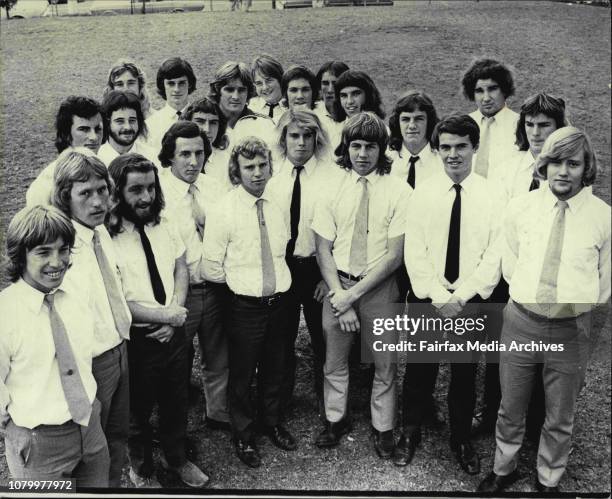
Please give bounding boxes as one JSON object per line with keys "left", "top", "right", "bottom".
{"left": 110, "top": 129, "right": 137, "bottom": 147}
{"left": 120, "top": 199, "right": 157, "bottom": 226}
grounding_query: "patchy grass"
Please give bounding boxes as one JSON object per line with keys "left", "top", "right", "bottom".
{"left": 0, "top": 0, "right": 610, "bottom": 493}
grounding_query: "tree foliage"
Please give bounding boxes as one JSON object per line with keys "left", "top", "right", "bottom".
{"left": 0, "top": 0, "right": 18, "bottom": 19}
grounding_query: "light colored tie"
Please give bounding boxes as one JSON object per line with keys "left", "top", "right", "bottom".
{"left": 474, "top": 116, "right": 494, "bottom": 178}
{"left": 92, "top": 229, "right": 131, "bottom": 339}
{"left": 45, "top": 293, "right": 92, "bottom": 426}
{"left": 188, "top": 184, "right": 205, "bottom": 241}
{"left": 256, "top": 199, "right": 276, "bottom": 296}
{"left": 349, "top": 177, "right": 369, "bottom": 277}
{"left": 536, "top": 200, "right": 569, "bottom": 305}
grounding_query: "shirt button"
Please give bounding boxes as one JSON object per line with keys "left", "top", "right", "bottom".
{"left": 67, "top": 369, "right": 74, "bottom": 375}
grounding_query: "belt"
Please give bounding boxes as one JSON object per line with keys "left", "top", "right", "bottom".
{"left": 338, "top": 270, "right": 365, "bottom": 282}
{"left": 191, "top": 282, "right": 206, "bottom": 290}
{"left": 513, "top": 301, "right": 582, "bottom": 323}
{"left": 287, "top": 255, "right": 317, "bottom": 264}
{"left": 234, "top": 292, "right": 284, "bottom": 306}
{"left": 130, "top": 324, "right": 162, "bottom": 334}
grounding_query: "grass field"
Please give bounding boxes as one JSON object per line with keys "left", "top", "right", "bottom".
{"left": 0, "top": 0, "right": 610, "bottom": 493}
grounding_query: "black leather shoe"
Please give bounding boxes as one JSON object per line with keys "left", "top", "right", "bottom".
{"left": 477, "top": 470, "right": 520, "bottom": 492}
{"left": 393, "top": 431, "right": 421, "bottom": 466}
{"left": 205, "top": 417, "right": 231, "bottom": 432}
{"left": 264, "top": 425, "right": 297, "bottom": 451}
{"left": 234, "top": 438, "right": 261, "bottom": 468}
{"left": 535, "top": 480, "right": 559, "bottom": 493}
{"left": 315, "top": 419, "right": 352, "bottom": 448}
{"left": 451, "top": 441, "right": 480, "bottom": 475}
{"left": 372, "top": 429, "right": 395, "bottom": 459}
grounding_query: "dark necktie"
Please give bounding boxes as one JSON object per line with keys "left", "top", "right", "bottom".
{"left": 444, "top": 184, "right": 462, "bottom": 284}
{"left": 407, "top": 155, "right": 419, "bottom": 188}
{"left": 286, "top": 165, "right": 304, "bottom": 257}
{"left": 136, "top": 224, "right": 166, "bottom": 305}
{"left": 268, "top": 103, "right": 277, "bottom": 118}
{"left": 529, "top": 177, "right": 540, "bottom": 192}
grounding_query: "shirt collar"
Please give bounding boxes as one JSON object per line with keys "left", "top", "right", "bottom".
{"left": 349, "top": 168, "right": 382, "bottom": 185}
{"left": 162, "top": 102, "right": 187, "bottom": 117}
{"left": 17, "top": 277, "right": 67, "bottom": 315}
{"left": 161, "top": 168, "right": 194, "bottom": 196}
{"left": 284, "top": 155, "right": 318, "bottom": 177}
{"left": 400, "top": 142, "right": 433, "bottom": 160}
{"left": 473, "top": 105, "right": 514, "bottom": 126}
{"left": 543, "top": 183, "right": 589, "bottom": 214}
{"left": 440, "top": 170, "right": 476, "bottom": 193}
{"left": 73, "top": 219, "right": 95, "bottom": 244}
{"left": 237, "top": 184, "right": 270, "bottom": 207}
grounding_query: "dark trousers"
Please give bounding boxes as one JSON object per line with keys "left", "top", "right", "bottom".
{"left": 227, "top": 293, "right": 289, "bottom": 441}
{"left": 282, "top": 256, "right": 325, "bottom": 409}
{"left": 127, "top": 325, "right": 189, "bottom": 476}
{"left": 401, "top": 297, "right": 481, "bottom": 445}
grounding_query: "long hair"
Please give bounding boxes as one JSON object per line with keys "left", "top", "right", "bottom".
{"left": 52, "top": 148, "right": 112, "bottom": 218}
{"left": 101, "top": 90, "right": 148, "bottom": 140}
{"left": 4, "top": 205, "right": 76, "bottom": 283}
{"left": 316, "top": 61, "right": 350, "bottom": 86}
{"left": 333, "top": 70, "right": 385, "bottom": 122}
{"left": 515, "top": 93, "right": 567, "bottom": 151}
{"left": 181, "top": 98, "right": 229, "bottom": 150}
{"left": 461, "top": 58, "right": 515, "bottom": 101}
{"left": 55, "top": 96, "right": 103, "bottom": 153}
{"left": 209, "top": 61, "right": 256, "bottom": 103}
{"left": 228, "top": 137, "right": 273, "bottom": 186}
{"left": 251, "top": 54, "right": 284, "bottom": 85}
{"left": 107, "top": 153, "right": 165, "bottom": 236}
{"left": 281, "top": 65, "right": 319, "bottom": 110}
{"left": 156, "top": 57, "right": 197, "bottom": 99}
{"left": 388, "top": 90, "right": 439, "bottom": 152}
{"left": 158, "top": 121, "right": 212, "bottom": 169}
{"left": 277, "top": 109, "right": 330, "bottom": 161}
{"left": 534, "top": 126, "right": 598, "bottom": 185}
{"left": 335, "top": 112, "right": 392, "bottom": 175}
{"left": 103, "top": 60, "right": 152, "bottom": 118}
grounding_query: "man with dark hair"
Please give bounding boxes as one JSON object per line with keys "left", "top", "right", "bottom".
{"left": 202, "top": 137, "right": 296, "bottom": 468}
{"left": 266, "top": 110, "right": 339, "bottom": 417}
{"left": 401, "top": 114, "right": 502, "bottom": 474}
{"left": 51, "top": 149, "right": 132, "bottom": 487}
{"left": 333, "top": 70, "right": 385, "bottom": 123}
{"left": 461, "top": 58, "right": 519, "bottom": 182}
{"left": 0, "top": 205, "right": 110, "bottom": 487}
{"left": 158, "top": 121, "right": 230, "bottom": 433}
{"left": 26, "top": 96, "right": 104, "bottom": 206}
{"left": 312, "top": 112, "right": 410, "bottom": 458}
{"left": 316, "top": 61, "right": 350, "bottom": 120}
{"left": 281, "top": 65, "right": 320, "bottom": 112}
{"left": 478, "top": 127, "right": 610, "bottom": 494}
{"left": 98, "top": 90, "right": 158, "bottom": 167}
{"left": 146, "top": 57, "right": 197, "bottom": 150}
{"left": 108, "top": 153, "right": 209, "bottom": 488}
{"left": 388, "top": 90, "right": 443, "bottom": 188}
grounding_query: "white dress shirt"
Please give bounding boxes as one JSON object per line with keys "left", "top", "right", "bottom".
{"left": 266, "top": 155, "right": 344, "bottom": 258}
{"left": 205, "top": 148, "right": 234, "bottom": 193}
{"left": 112, "top": 218, "right": 185, "bottom": 325}
{"left": 503, "top": 186, "right": 611, "bottom": 311}
{"left": 145, "top": 103, "right": 184, "bottom": 151}
{"left": 249, "top": 96, "right": 286, "bottom": 124}
{"left": 159, "top": 169, "right": 225, "bottom": 284}
{"left": 312, "top": 169, "right": 411, "bottom": 275}
{"left": 389, "top": 143, "right": 444, "bottom": 186}
{"left": 62, "top": 222, "right": 129, "bottom": 357}
{"left": 404, "top": 171, "right": 503, "bottom": 305}
{"left": 469, "top": 106, "right": 519, "bottom": 183}
{"left": 202, "top": 185, "right": 291, "bottom": 296}
{"left": 0, "top": 280, "right": 97, "bottom": 429}
{"left": 499, "top": 149, "right": 544, "bottom": 200}
{"left": 97, "top": 137, "right": 160, "bottom": 168}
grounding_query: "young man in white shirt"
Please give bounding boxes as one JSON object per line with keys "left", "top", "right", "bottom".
{"left": 0, "top": 205, "right": 109, "bottom": 487}
{"left": 461, "top": 58, "right": 519, "bottom": 183}
{"left": 266, "top": 109, "right": 337, "bottom": 417}
{"left": 158, "top": 121, "right": 230, "bottom": 432}
{"left": 51, "top": 150, "right": 131, "bottom": 487}
{"left": 26, "top": 96, "right": 104, "bottom": 206}
{"left": 312, "top": 112, "right": 410, "bottom": 459}
{"left": 250, "top": 54, "right": 285, "bottom": 124}
{"left": 401, "top": 114, "right": 502, "bottom": 474}
{"left": 108, "top": 153, "right": 209, "bottom": 488}
{"left": 98, "top": 91, "right": 158, "bottom": 167}
{"left": 146, "top": 57, "right": 197, "bottom": 151}
{"left": 478, "top": 127, "right": 611, "bottom": 494}
{"left": 202, "top": 137, "right": 296, "bottom": 469}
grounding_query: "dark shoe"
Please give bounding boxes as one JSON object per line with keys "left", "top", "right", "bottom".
{"left": 159, "top": 455, "right": 209, "bottom": 488}
{"left": 477, "top": 470, "right": 520, "bottom": 492}
{"left": 315, "top": 419, "right": 352, "bottom": 448}
{"left": 264, "top": 425, "right": 297, "bottom": 451}
{"left": 535, "top": 480, "right": 559, "bottom": 493}
{"left": 392, "top": 431, "right": 421, "bottom": 466}
{"left": 451, "top": 441, "right": 480, "bottom": 475}
{"left": 205, "top": 417, "right": 231, "bottom": 432}
{"left": 234, "top": 438, "right": 261, "bottom": 468}
{"left": 372, "top": 429, "right": 395, "bottom": 459}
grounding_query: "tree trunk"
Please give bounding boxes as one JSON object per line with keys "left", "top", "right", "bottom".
{"left": 5, "top": 5, "right": 11, "bottom": 19}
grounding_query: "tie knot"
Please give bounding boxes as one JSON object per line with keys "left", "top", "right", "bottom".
{"left": 92, "top": 228, "right": 101, "bottom": 245}
{"left": 452, "top": 184, "right": 461, "bottom": 193}
{"left": 294, "top": 165, "right": 304, "bottom": 175}
{"left": 482, "top": 116, "right": 495, "bottom": 125}
{"left": 188, "top": 183, "right": 198, "bottom": 195}
{"left": 358, "top": 176, "right": 368, "bottom": 185}
{"left": 557, "top": 200, "right": 569, "bottom": 211}
{"left": 44, "top": 292, "right": 56, "bottom": 307}
{"left": 176, "top": 110, "right": 182, "bottom": 118}
{"left": 256, "top": 198, "right": 264, "bottom": 207}
{"left": 409, "top": 156, "right": 420, "bottom": 165}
